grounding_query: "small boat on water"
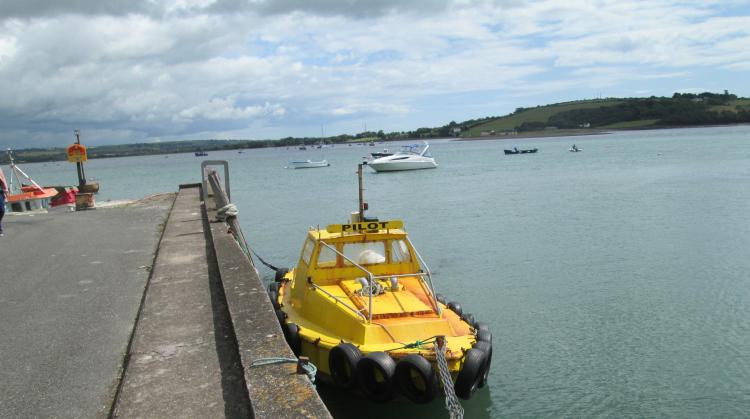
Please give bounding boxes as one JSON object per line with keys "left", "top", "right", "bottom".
{"left": 569, "top": 145, "right": 582, "bottom": 152}
{"left": 370, "top": 149, "right": 393, "bottom": 158}
{"left": 288, "top": 159, "right": 330, "bottom": 169}
{"left": 268, "top": 165, "right": 491, "bottom": 404}
{"left": 504, "top": 147, "right": 538, "bottom": 155}
{"left": 367, "top": 142, "right": 437, "bottom": 172}
{"left": 195, "top": 151, "right": 208, "bottom": 157}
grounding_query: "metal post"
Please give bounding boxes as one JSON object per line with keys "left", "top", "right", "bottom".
{"left": 74, "top": 130, "right": 87, "bottom": 187}
{"left": 357, "top": 163, "right": 365, "bottom": 221}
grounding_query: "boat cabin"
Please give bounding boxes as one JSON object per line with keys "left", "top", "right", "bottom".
{"left": 287, "top": 219, "right": 443, "bottom": 329}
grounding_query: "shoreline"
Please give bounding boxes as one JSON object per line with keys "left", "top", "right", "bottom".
{"left": 455, "top": 128, "right": 611, "bottom": 142}
{"left": 453, "top": 123, "right": 750, "bottom": 142}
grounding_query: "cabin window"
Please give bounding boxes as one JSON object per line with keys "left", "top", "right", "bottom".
{"left": 301, "top": 239, "right": 314, "bottom": 265}
{"left": 343, "top": 242, "right": 386, "bottom": 266}
{"left": 316, "top": 244, "right": 338, "bottom": 268}
{"left": 391, "top": 240, "right": 412, "bottom": 263}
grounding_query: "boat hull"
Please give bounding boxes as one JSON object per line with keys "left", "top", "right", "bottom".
{"left": 289, "top": 160, "right": 330, "bottom": 169}
{"left": 271, "top": 270, "right": 491, "bottom": 402}
{"left": 504, "top": 148, "right": 538, "bottom": 155}
{"left": 367, "top": 160, "right": 437, "bottom": 172}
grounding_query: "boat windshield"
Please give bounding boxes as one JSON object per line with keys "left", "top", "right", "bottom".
{"left": 399, "top": 143, "right": 430, "bottom": 157}
{"left": 391, "top": 239, "right": 412, "bottom": 263}
{"left": 343, "top": 242, "right": 386, "bottom": 266}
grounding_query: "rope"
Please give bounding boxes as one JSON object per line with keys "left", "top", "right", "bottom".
{"left": 250, "top": 357, "right": 318, "bottom": 387}
{"left": 212, "top": 202, "right": 281, "bottom": 272}
{"left": 248, "top": 247, "right": 280, "bottom": 272}
{"left": 434, "top": 340, "right": 464, "bottom": 419}
{"left": 216, "top": 203, "right": 239, "bottom": 221}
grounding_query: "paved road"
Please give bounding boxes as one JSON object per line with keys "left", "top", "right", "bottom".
{"left": 0, "top": 195, "right": 173, "bottom": 418}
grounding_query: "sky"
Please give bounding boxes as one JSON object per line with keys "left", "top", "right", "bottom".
{"left": 0, "top": 0, "right": 749, "bottom": 148}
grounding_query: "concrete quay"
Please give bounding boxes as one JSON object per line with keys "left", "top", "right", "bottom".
{"left": 0, "top": 194, "right": 174, "bottom": 418}
{"left": 0, "top": 183, "right": 330, "bottom": 418}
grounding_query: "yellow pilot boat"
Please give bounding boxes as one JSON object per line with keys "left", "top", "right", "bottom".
{"left": 267, "top": 166, "right": 492, "bottom": 404}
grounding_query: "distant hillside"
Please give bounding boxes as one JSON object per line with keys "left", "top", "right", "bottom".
{"left": 3, "top": 91, "right": 748, "bottom": 164}
{"left": 461, "top": 92, "right": 750, "bottom": 137}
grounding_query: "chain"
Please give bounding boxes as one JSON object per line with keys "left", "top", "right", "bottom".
{"left": 434, "top": 339, "right": 464, "bottom": 419}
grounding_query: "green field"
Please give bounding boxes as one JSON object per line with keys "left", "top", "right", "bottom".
{"left": 600, "top": 119, "right": 660, "bottom": 129}
{"left": 465, "top": 99, "right": 622, "bottom": 136}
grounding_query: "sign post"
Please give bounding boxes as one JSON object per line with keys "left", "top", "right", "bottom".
{"left": 67, "top": 130, "right": 88, "bottom": 188}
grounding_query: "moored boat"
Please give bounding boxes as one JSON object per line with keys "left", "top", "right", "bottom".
{"left": 370, "top": 149, "right": 393, "bottom": 158}
{"left": 367, "top": 142, "right": 437, "bottom": 172}
{"left": 504, "top": 147, "right": 538, "bottom": 155}
{"left": 268, "top": 165, "right": 491, "bottom": 404}
{"left": 288, "top": 159, "right": 330, "bottom": 169}
{"left": 4, "top": 150, "right": 59, "bottom": 213}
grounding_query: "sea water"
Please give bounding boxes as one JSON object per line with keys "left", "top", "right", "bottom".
{"left": 13, "top": 125, "right": 750, "bottom": 417}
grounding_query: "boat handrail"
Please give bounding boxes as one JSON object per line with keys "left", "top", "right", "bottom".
{"left": 319, "top": 241, "right": 376, "bottom": 322}
{"left": 319, "top": 239, "right": 442, "bottom": 321}
{"left": 404, "top": 236, "right": 442, "bottom": 316}
{"left": 310, "top": 283, "right": 368, "bottom": 322}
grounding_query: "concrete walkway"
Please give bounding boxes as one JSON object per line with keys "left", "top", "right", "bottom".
{"left": 0, "top": 194, "right": 174, "bottom": 419}
{"left": 112, "top": 185, "right": 251, "bottom": 418}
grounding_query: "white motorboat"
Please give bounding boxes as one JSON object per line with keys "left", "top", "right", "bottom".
{"left": 569, "top": 145, "right": 582, "bottom": 152}
{"left": 367, "top": 143, "right": 438, "bottom": 172}
{"left": 288, "top": 159, "right": 330, "bottom": 169}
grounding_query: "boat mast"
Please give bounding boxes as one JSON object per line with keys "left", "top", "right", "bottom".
{"left": 357, "top": 163, "right": 366, "bottom": 221}
{"left": 6, "top": 149, "right": 15, "bottom": 194}
{"left": 6, "top": 149, "right": 44, "bottom": 193}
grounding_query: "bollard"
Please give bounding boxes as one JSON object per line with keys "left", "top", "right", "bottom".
{"left": 75, "top": 192, "right": 95, "bottom": 210}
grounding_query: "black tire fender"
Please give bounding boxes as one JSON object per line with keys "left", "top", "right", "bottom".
{"left": 328, "top": 343, "right": 362, "bottom": 389}
{"left": 477, "top": 329, "right": 492, "bottom": 343}
{"left": 395, "top": 354, "right": 439, "bottom": 404}
{"left": 283, "top": 322, "right": 301, "bottom": 356}
{"left": 275, "top": 309, "right": 287, "bottom": 325}
{"left": 274, "top": 268, "right": 289, "bottom": 282}
{"left": 267, "top": 284, "right": 280, "bottom": 310}
{"left": 474, "top": 322, "right": 490, "bottom": 333}
{"left": 461, "top": 313, "right": 476, "bottom": 327}
{"left": 447, "top": 301, "right": 462, "bottom": 316}
{"left": 472, "top": 341, "right": 493, "bottom": 388}
{"left": 454, "top": 348, "right": 487, "bottom": 400}
{"left": 435, "top": 293, "right": 447, "bottom": 305}
{"left": 356, "top": 352, "right": 397, "bottom": 403}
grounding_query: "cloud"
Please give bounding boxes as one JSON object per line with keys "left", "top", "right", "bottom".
{"left": 0, "top": 0, "right": 748, "bottom": 147}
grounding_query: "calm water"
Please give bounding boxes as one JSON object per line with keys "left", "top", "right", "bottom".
{"left": 11, "top": 126, "right": 750, "bottom": 417}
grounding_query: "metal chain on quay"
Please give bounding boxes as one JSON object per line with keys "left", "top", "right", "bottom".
{"left": 434, "top": 337, "right": 464, "bottom": 419}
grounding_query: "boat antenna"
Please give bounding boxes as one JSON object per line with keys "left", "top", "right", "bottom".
{"left": 357, "top": 163, "right": 366, "bottom": 221}
{"left": 6, "top": 148, "right": 15, "bottom": 193}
